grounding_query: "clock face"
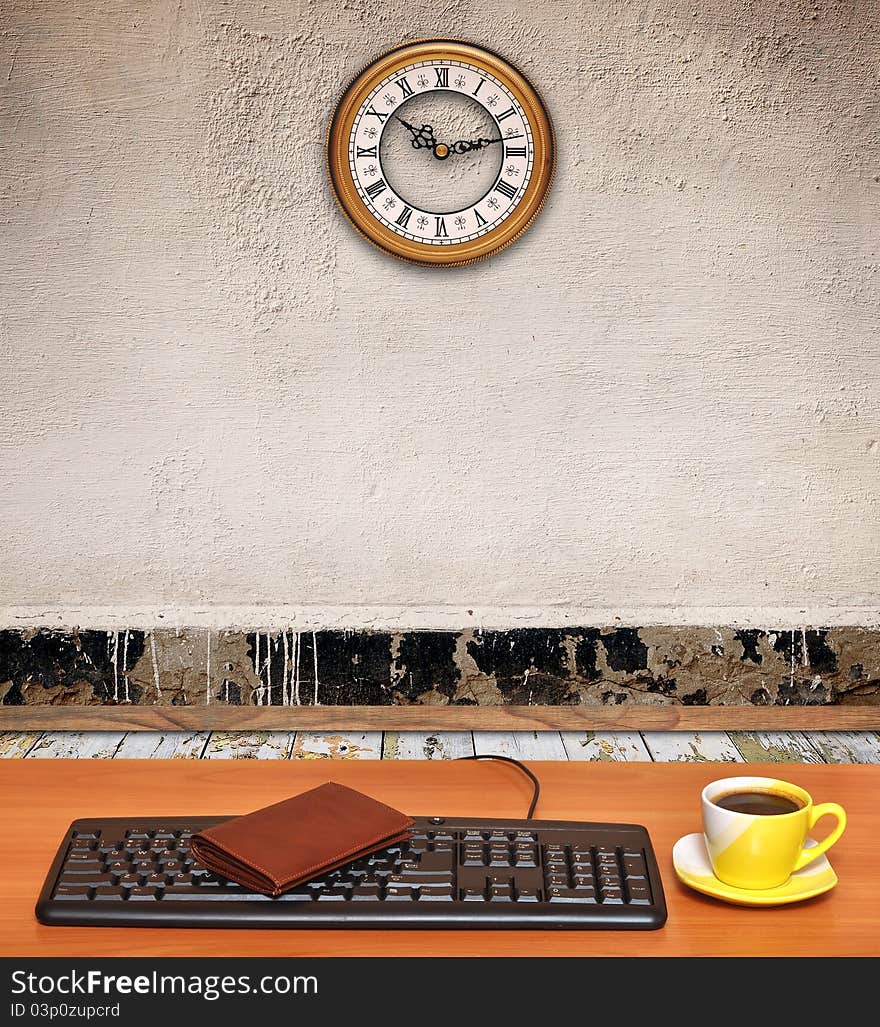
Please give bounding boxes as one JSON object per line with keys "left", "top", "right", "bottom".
{"left": 327, "top": 40, "right": 555, "bottom": 267}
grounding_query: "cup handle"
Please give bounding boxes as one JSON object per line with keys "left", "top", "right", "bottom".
{"left": 793, "top": 802, "right": 847, "bottom": 872}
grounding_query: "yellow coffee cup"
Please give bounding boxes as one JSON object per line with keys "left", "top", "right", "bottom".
{"left": 701, "top": 776, "right": 846, "bottom": 890}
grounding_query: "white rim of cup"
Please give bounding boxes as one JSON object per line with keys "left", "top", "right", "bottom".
{"left": 701, "top": 776, "right": 812, "bottom": 819}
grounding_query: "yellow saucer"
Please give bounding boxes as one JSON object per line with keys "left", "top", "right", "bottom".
{"left": 672, "top": 833, "right": 838, "bottom": 907}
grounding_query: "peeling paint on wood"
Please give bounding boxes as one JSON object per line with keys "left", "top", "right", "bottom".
{"left": 729, "top": 731, "right": 823, "bottom": 764}
{"left": 26, "top": 732, "right": 126, "bottom": 759}
{"left": 0, "top": 731, "right": 41, "bottom": 757}
{"left": 290, "top": 732, "right": 382, "bottom": 760}
{"left": 801, "top": 731, "right": 880, "bottom": 764}
{"left": 560, "top": 731, "right": 653, "bottom": 762}
{"left": 383, "top": 732, "right": 474, "bottom": 759}
{"left": 201, "top": 731, "right": 295, "bottom": 760}
{"left": 114, "top": 731, "right": 209, "bottom": 759}
{"left": 642, "top": 732, "right": 744, "bottom": 763}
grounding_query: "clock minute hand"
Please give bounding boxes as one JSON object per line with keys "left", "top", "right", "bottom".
{"left": 448, "top": 136, "right": 503, "bottom": 155}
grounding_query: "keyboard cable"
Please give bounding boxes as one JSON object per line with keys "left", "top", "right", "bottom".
{"left": 456, "top": 754, "right": 541, "bottom": 819}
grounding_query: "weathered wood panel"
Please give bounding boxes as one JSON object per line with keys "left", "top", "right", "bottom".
{"left": 202, "top": 731, "right": 295, "bottom": 760}
{"left": 802, "top": 731, "right": 880, "bottom": 765}
{"left": 729, "top": 731, "right": 823, "bottom": 764}
{"left": 472, "top": 731, "right": 569, "bottom": 760}
{"left": 290, "top": 732, "right": 383, "bottom": 760}
{"left": 560, "top": 731, "right": 652, "bottom": 762}
{"left": 114, "top": 731, "right": 210, "bottom": 759}
{"left": 26, "top": 732, "right": 126, "bottom": 759}
{"left": 643, "top": 732, "right": 744, "bottom": 763}
{"left": 383, "top": 732, "right": 474, "bottom": 759}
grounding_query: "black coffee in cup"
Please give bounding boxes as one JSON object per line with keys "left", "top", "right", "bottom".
{"left": 712, "top": 790, "right": 803, "bottom": 816}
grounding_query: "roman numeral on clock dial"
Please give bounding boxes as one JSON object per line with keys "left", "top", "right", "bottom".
{"left": 473, "top": 209, "right": 488, "bottom": 227}
{"left": 365, "top": 105, "right": 388, "bottom": 122}
{"left": 496, "top": 107, "right": 516, "bottom": 122}
{"left": 395, "top": 205, "right": 412, "bottom": 229}
{"left": 505, "top": 145, "right": 527, "bottom": 158}
{"left": 365, "top": 178, "right": 386, "bottom": 200}
{"left": 357, "top": 145, "right": 377, "bottom": 158}
{"left": 435, "top": 67, "right": 449, "bottom": 87}
{"left": 435, "top": 216, "right": 448, "bottom": 237}
{"left": 396, "top": 76, "right": 414, "bottom": 98}
{"left": 494, "top": 178, "right": 517, "bottom": 199}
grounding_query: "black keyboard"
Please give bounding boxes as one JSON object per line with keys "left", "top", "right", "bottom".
{"left": 37, "top": 816, "right": 667, "bottom": 930}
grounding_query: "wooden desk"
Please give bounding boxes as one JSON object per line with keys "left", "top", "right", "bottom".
{"left": 1, "top": 760, "right": 876, "bottom": 957}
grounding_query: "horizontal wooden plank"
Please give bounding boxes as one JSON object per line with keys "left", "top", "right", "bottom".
{"left": 560, "top": 731, "right": 653, "bottom": 762}
{"left": 26, "top": 731, "right": 126, "bottom": 759}
{"left": 643, "top": 731, "right": 744, "bottom": 763}
{"left": 383, "top": 732, "right": 474, "bottom": 759}
{"left": 2, "top": 705, "right": 877, "bottom": 731}
{"left": 290, "top": 732, "right": 382, "bottom": 760}
{"left": 114, "top": 731, "right": 209, "bottom": 759}
{"left": 473, "top": 731, "right": 569, "bottom": 760}
{"left": 799, "top": 731, "right": 880, "bottom": 765}
{"left": 202, "top": 731, "right": 295, "bottom": 760}
{"left": 729, "top": 731, "right": 824, "bottom": 764}
{"left": 0, "top": 731, "right": 43, "bottom": 758}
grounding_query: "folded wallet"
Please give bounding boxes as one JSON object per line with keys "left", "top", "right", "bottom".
{"left": 189, "top": 781, "right": 415, "bottom": 896}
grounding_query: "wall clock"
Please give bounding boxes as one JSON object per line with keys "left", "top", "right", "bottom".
{"left": 327, "top": 39, "right": 556, "bottom": 267}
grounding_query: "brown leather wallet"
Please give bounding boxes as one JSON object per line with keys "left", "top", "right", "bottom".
{"left": 189, "top": 782, "right": 414, "bottom": 896}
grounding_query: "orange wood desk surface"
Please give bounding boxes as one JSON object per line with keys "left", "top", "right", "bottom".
{"left": 1, "top": 760, "right": 877, "bottom": 957}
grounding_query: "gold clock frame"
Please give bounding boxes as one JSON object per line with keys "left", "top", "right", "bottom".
{"left": 326, "top": 39, "right": 556, "bottom": 268}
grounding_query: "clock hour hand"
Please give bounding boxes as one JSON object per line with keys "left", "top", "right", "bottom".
{"left": 397, "top": 117, "right": 437, "bottom": 151}
{"left": 448, "top": 136, "right": 503, "bottom": 155}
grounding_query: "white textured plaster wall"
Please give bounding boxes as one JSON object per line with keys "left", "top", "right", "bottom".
{"left": 0, "top": 0, "right": 878, "bottom": 628}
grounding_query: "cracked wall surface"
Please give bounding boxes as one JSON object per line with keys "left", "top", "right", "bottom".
{"left": 1, "top": 1, "right": 878, "bottom": 635}
{"left": 1, "top": 627, "right": 876, "bottom": 707}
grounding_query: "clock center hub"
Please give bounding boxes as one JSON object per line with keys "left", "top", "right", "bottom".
{"left": 433, "top": 143, "right": 450, "bottom": 160}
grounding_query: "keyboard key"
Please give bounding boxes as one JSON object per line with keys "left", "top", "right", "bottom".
{"left": 516, "top": 889, "right": 541, "bottom": 902}
{"left": 418, "top": 886, "right": 454, "bottom": 901}
{"left": 601, "top": 888, "right": 624, "bottom": 904}
{"left": 62, "top": 860, "right": 104, "bottom": 874}
{"left": 127, "top": 887, "right": 161, "bottom": 901}
{"left": 545, "top": 873, "right": 569, "bottom": 887}
{"left": 548, "top": 887, "right": 588, "bottom": 903}
{"left": 489, "top": 885, "right": 513, "bottom": 901}
{"left": 350, "top": 885, "right": 382, "bottom": 901}
{"left": 623, "top": 856, "right": 647, "bottom": 877}
{"left": 73, "top": 830, "right": 101, "bottom": 839}
{"left": 627, "top": 882, "right": 652, "bottom": 905}
{"left": 384, "top": 887, "right": 416, "bottom": 901}
{"left": 461, "top": 887, "right": 485, "bottom": 901}
{"left": 54, "top": 885, "right": 92, "bottom": 900}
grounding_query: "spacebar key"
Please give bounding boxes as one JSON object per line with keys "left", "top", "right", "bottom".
{"left": 162, "top": 888, "right": 271, "bottom": 901}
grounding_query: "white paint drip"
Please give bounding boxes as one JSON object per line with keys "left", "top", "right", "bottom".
{"left": 313, "top": 629, "right": 319, "bottom": 706}
{"left": 801, "top": 627, "right": 809, "bottom": 667}
{"left": 149, "top": 632, "right": 162, "bottom": 698}
{"left": 122, "top": 628, "right": 130, "bottom": 702}
{"left": 267, "top": 631, "right": 272, "bottom": 703}
{"left": 206, "top": 628, "right": 211, "bottom": 705}
{"left": 254, "top": 631, "right": 261, "bottom": 705}
{"left": 282, "top": 628, "right": 290, "bottom": 706}
{"left": 294, "top": 630, "right": 300, "bottom": 705}
{"left": 111, "top": 631, "right": 118, "bottom": 701}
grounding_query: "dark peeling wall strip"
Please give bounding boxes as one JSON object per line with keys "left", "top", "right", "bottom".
{"left": 0, "top": 627, "right": 877, "bottom": 708}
